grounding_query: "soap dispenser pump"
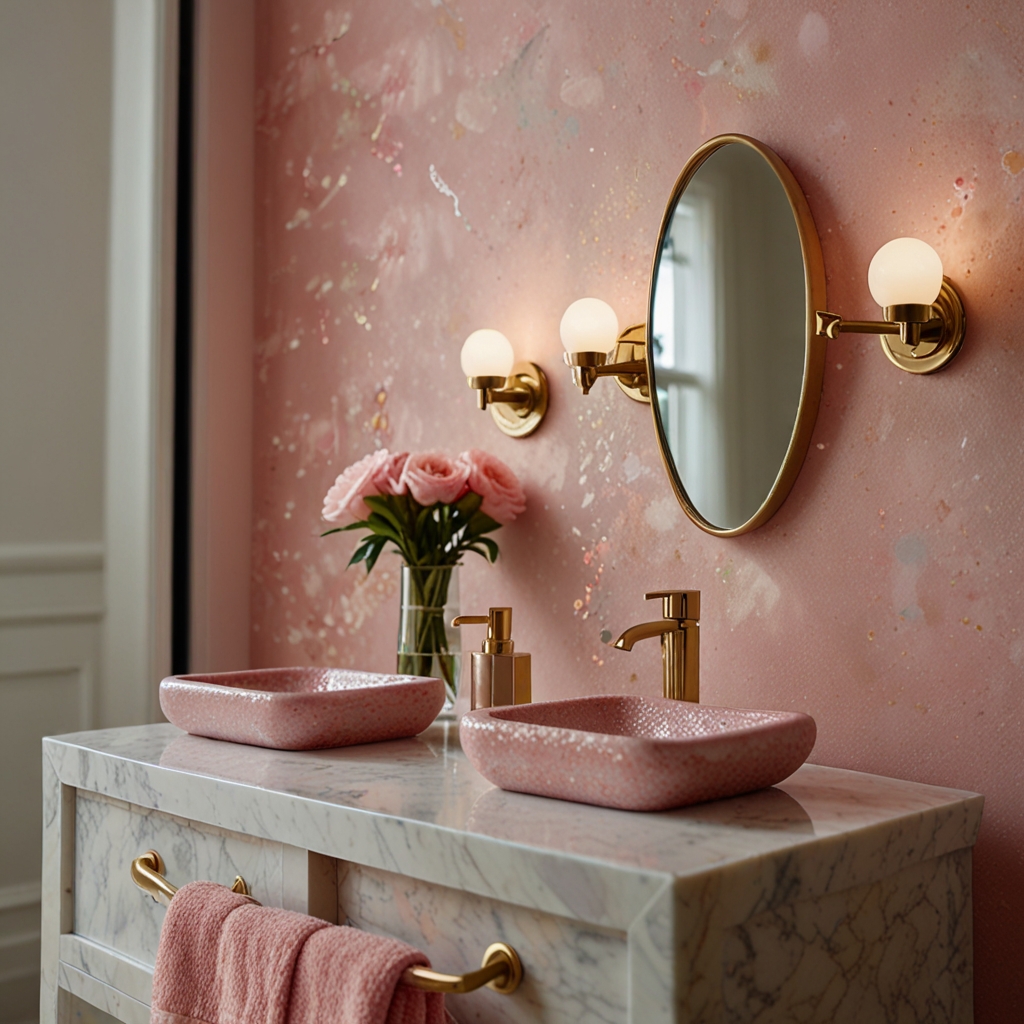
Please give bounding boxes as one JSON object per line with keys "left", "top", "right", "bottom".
{"left": 452, "top": 607, "right": 531, "bottom": 710}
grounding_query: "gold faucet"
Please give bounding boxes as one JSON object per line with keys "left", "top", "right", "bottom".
{"left": 611, "top": 590, "right": 700, "bottom": 702}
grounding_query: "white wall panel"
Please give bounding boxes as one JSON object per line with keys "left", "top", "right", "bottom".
{"left": 0, "top": 544, "right": 103, "bottom": 1023}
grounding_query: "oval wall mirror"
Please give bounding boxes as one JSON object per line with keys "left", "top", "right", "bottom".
{"left": 647, "top": 135, "right": 826, "bottom": 536}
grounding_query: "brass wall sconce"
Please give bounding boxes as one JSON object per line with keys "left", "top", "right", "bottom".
{"left": 460, "top": 329, "right": 549, "bottom": 438}
{"left": 815, "top": 237, "right": 966, "bottom": 374}
{"left": 560, "top": 298, "right": 650, "bottom": 403}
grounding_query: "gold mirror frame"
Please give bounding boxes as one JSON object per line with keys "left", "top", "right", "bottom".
{"left": 647, "top": 134, "right": 827, "bottom": 537}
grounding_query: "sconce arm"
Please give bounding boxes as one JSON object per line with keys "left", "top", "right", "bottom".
{"left": 484, "top": 387, "right": 531, "bottom": 406}
{"left": 467, "top": 375, "right": 532, "bottom": 411}
{"left": 815, "top": 311, "right": 899, "bottom": 341}
{"left": 815, "top": 279, "right": 965, "bottom": 375}
{"left": 563, "top": 353, "right": 648, "bottom": 395}
{"left": 591, "top": 359, "right": 648, "bottom": 380}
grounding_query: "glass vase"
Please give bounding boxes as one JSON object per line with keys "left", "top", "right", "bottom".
{"left": 397, "top": 564, "right": 461, "bottom": 715}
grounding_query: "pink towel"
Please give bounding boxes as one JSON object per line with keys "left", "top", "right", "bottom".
{"left": 150, "top": 881, "right": 453, "bottom": 1024}
{"left": 288, "top": 927, "right": 451, "bottom": 1024}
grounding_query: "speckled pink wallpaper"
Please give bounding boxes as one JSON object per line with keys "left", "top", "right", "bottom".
{"left": 251, "top": 1, "right": 1024, "bottom": 1015}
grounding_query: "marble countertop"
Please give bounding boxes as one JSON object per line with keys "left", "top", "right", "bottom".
{"left": 47, "top": 722, "right": 982, "bottom": 889}
{"left": 44, "top": 715, "right": 985, "bottom": 1024}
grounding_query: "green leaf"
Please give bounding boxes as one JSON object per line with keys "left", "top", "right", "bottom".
{"left": 454, "top": 491, "right": 483, "bottom": 518}
{"left": 470, "top": 537, "right": 501, "bottom": 562}
{"left": 322, "top": 520, "right": 373, "bottom": 537}
{"left": 347, "top": 537, "right": 377, "bottom": 567}
{"left": 410, "top": 505, "right": 441, "bottom": 564}
{"left": 363, "top": 496, "right": 405, "bottom": 534}
{"left": 414, "top": 505, "right": 433, "bottom": 538}
{"left": 365, "top": 513, "right": 403, "bottom": 544}
{"left": 465, "top": 511, "right": 502, "bottom": 537}
{"left": 363, "top": 535, "right": 389, "bottom": 573}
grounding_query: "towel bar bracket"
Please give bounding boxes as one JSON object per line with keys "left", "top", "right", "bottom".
{"left": 131, "top": 850, "right": 250, "bottom": 907}
{"left": 130, "top": 850, "right": 523, "bottom": 996}
{"left": 402, "top": 942, "right": 523, "bottom": 995}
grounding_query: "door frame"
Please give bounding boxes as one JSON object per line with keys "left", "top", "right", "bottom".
{"left": 103, "top": 0, "right": 254, "bottom": 717}
{"left": 102, "top": 0, "right": 179, "bottom": 725}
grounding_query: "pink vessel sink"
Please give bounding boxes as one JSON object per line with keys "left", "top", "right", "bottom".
{"left": 160, "top": 668, "right": 444, "bottom": 751}
{"left": 459, "top": 695, "right": 816, "bottom": 811}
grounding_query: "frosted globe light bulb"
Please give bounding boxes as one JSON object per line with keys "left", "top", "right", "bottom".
{"left": 867, "top": 237, "right": 944, "bottom": 309}
{"left": 460, "top": 329, "right": 515, "bottom": 379}
{"left": 559, "top": 298, "right": 620, "bottom": 355}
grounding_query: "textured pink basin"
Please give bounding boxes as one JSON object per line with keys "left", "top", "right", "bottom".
{"left": 160, "top": 668, "right": 445, "bottom": 751}
{"left": 459, "top": 695, "right": 816, "bottom": 811}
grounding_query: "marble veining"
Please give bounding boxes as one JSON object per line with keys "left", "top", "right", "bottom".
{"left": 46, "top": 724, "right": 981, "bottom": 880}
{"left": 41, "top": 724, "right": 983, "bottom": 1024}
{"left": 721, "top": 850, "right": 973, "bottom": 1023}
{"left": 339, "top": 862, "right": 628, "bottom": 1024}
{"left": 74, "top": 792, "right": 287, "bottom": 965}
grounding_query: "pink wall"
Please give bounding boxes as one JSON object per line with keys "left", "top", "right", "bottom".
{"left": 252, "top": 2, "right": 1024, "bottom": 1015}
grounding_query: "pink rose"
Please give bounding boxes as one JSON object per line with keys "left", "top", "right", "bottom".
{"left": 322, "top": 449, "right": 391, "bottom": 525}
{"left": 399, "top": 451, "right": 469, "bottom": 507}
{"left": 371, "top": 451, "right": 409, "bottom": 495}
{"left": 458, "top": 449, "right": 526, "bottom": 523}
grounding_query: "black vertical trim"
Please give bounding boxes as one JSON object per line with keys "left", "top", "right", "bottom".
{"left": 171, "top": 0, "right": 195, "bottom": 675}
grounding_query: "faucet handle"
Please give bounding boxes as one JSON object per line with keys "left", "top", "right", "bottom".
{"left": 645, "top": 590, "right": 700, "bottom": 620}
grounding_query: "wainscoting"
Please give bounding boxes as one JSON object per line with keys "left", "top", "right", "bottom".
{"left": 0, "top": 543, "right": 102, "bottom": 1022}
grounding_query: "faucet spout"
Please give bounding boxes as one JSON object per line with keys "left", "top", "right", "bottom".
{"left": 609, "top": 590, "right": 701, "bottom": 702}
{"left": 612, "top": 619, "right": 680, "bottom": 651}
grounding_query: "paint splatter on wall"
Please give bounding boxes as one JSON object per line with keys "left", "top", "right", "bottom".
{"left": 252, "top": 2, "right": 1024, "bottom": 1015}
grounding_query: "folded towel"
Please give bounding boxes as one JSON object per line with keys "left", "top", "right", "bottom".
{"left": 288, "top": 926, "right": 452, "bottom": 1024}
{"left": 150, "top": 880, "right": 453, "bottom": 1024}
{"left": 151, "top": 881, "right": 259, "bottom": 1024}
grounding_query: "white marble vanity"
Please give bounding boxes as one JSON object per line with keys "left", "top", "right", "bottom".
{"left": 41, "top": 722, "right": 982, "bottom": 1023}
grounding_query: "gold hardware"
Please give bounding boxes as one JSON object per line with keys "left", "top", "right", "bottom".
{"left": 453, "top": 608, "right": 531, "bottom": 708}
{"left": 611, "top": 324, "right": 651, "bottom": 402}
{"left": 130, "top": 850, "right": 250, "bottom": 907}
{"left": 647, "top": 134, "right": 827, "bottom": 538}
{"left": 452, "top": 607, "right": 513, "bottom": 653}
{"left": 130, "top": 851, "right": 523, "bottom": 996}
{"left": 611, "top": 590, "right": 700, "bottom": 702}
{"left": 403, "top": 942, "right": 523, "bottom": 995}
{"left": 467, "top": 376, "right": 508, "bottom": 404}
{"left": 816, "top": 277, "right": 966, "bottom": 374}
{"left": 467, "top": 361, "right": 549, "bottom": 437}
{"left": 646, "top": 589, "right": 699, "bottom": 620}
{"left": 563, "top": 323, "right": 650, "bottom": 402}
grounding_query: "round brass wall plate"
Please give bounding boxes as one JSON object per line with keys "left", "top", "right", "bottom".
{"left": 490, "top": 362, "right": 549, "bottom": 437}
{"left": 879, "top": 277, "right": 966, "bottom": 374}
{"left": 483, "top": 941, "right": 523, "bottom": 994}
{"left": 614, "top": 324, "right": 651, "bottom": 403}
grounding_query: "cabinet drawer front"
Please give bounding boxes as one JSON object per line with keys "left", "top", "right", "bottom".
{"left": 339, "top": 862, "right": 628, "bottom": 1024}
{"left": 74, "top": 792, "right": 287, "bottom": 965}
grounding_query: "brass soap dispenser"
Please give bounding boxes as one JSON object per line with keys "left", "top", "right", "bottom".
{"left": 452, "top": 607, "right": 531, "bottom": 710}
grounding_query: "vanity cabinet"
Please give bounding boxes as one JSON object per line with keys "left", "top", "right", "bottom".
{"left": 41, "top": 722, "right": 981, "bottom": 1023}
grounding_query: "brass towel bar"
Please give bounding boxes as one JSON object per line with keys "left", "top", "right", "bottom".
{"left": 130, "top": 851, "right": 522, "bottom": 996}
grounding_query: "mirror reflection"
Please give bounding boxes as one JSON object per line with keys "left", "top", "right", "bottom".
{"left": 650, "top": 142, "right": 807, "bottom": 532}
